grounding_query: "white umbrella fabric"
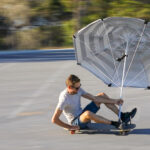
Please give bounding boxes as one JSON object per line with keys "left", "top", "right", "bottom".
{"left": 73, "top": 17, "right": 150, "bottom": 121}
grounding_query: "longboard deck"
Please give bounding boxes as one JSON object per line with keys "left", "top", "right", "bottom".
{"left": 109, "top": 124, "right": 136, "bottom": 135}
{"left": 64, "top": 123, "right": 136, "bottom": 135}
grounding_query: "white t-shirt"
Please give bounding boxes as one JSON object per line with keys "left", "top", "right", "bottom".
{"left": 56, "top": 88, "right": 87, "bottom": 124}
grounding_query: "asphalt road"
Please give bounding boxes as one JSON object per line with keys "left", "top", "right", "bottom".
{"left": 0, "top": 49, "right": 150, "bottom": 150}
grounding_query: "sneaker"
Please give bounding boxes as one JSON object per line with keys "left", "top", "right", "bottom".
{"left": 121, "top": 112, "right": 130, "bottom": 122}
{"left": 129, "top": 108, "right": 137, "bottom": 118}
{"left": 121, "top": 108, "right": 137, "bottom": 123}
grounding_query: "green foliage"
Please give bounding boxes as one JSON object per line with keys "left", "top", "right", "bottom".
{"left": 62, "top": 19, "right": 76, "bottom": 46}
{"left": 1, "top": 0, "right": 150, "bottom": 50}
{"left": 4, "top": 28, "right": 42, "bottom": 50}
{"left": 39, "top": 25, "right": 65, "bottom": 46}
{"left": 31, "top": 0, "right": 66, "bottom": 20}
{"left": 108, "top": 0, "right": 150, "bottom": 20}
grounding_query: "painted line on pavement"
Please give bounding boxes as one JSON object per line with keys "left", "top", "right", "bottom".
{"left": 8, "top": 62, "right": 73, "bottom": 119}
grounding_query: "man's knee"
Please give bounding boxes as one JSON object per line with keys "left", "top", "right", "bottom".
{"left": 80, "top": 110, "right": 93, "bottom": 122}
{"left": 96, "top": 92, "right": 108, "bottom": 98}
{"left": 96, "top": 92, "right": 105, "bottom": 96}
{"left": 83, "top": 110, "right": 93, "bottom": 118}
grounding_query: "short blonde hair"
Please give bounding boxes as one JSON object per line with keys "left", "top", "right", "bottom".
{"left": 66, "top": 74, "right": 80, "bottom": 86}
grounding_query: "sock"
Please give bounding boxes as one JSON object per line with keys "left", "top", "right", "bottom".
{"left": 111, "top": 121, "right": 118, "bottom": 126}
{"left": 111, "top": 121, "right": 114, "bottom": 125}
{"left": 111, "top": 121, "right": 120, "bottom": 128}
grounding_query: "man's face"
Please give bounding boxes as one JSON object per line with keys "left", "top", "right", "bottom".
{"left": 68, "top": 82, "right": 81, "bottom": 95}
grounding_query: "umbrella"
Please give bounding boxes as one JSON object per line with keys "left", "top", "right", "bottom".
{"left": 73, "top": 17, "right": 150, "bottom": 121}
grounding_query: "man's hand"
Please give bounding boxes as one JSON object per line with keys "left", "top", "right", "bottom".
{"left": 69, "top": 125, "right": 80, "bottom": 131}
{"left": 52, "top": 108, "right": 80, "bottom": 131}
{"left": 116, "top": 99, "right": 124, "bottom": 105}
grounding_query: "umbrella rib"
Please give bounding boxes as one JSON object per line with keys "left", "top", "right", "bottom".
{"left": 83, "top": 59, "right": 120, "bottom": 87}
{"left": 112, "top": 61, "right": 122, "bottom": 85}
{"left": 112, "top": 43, "right": 129, "bottom": 87}
{"left": 102, "top": 21, "right": 120, "bottom": 84}
{"left": 124, "top": 24, "right": 146, "bottom": 84}
{"left": 77, "top": 38, "right": 119, "bottom": 86}
{"left": 126, "top": 63, "right": 150, "bottom": 87}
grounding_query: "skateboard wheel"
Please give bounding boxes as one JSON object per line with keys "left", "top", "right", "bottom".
{"left": 70, "top": 130, "right": 75, "bottom": 134}
{"left": 120, "top": 131, "right": 128, "bottom": 136}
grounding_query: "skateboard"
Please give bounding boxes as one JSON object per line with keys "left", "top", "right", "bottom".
{"left": 64, "top": 123, "right": 136, "bottom": 135}
{"left": 116, "top": 108, "right": 137, "bottom": 135}
{"left": 64, "top": 108, "right": 137, "bottom": 135}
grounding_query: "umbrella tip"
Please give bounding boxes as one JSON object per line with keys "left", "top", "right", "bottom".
{"left": 108, "top": 83, "right": 112, "bottom": 87}
{"left": 147, "top": 86, "right": 150, "bottom": 89}
{"left": 144, "top": 20, "right": 149, "bottom": 24}
{"left": 73, "top": 35, "right": 76, "bottom": 39}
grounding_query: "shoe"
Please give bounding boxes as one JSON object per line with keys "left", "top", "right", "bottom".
{"left": 129, "top": 108, "right": 137, "bottom": 118}
{"left": 121, "top": 108, "right": 137, "bottom": 123}
{"left": 121, "top": 112, "right": 130, "bottom": 123}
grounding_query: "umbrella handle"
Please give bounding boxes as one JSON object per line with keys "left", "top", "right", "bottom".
{"left": 118, "top": 104, "right": 122, "bottom": 122}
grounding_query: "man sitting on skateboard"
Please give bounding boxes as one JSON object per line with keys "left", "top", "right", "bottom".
{"left": 52, "top": 74, "right": 136, "bottom": 131}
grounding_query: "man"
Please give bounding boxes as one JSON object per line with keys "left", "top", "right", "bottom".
{"left": 52, "top": 74, "right": 136, "bottom": 131}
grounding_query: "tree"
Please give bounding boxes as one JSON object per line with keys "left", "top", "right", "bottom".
{"left": 108, "top": 0, "right": 150, "bottom": 20}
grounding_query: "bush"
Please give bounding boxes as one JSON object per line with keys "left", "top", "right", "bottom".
{"left": 62, "top": 19, "right": 76, "bottom": 46}
{"left": 39, "top": 25, "right": 65, "bottom": 47}
{"left": 4, "top": 28, "right": 41, "bottom": 50}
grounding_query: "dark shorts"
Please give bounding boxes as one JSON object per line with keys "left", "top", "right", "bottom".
{"left": 71, "top": 101, "right": 100, "bottom": 129}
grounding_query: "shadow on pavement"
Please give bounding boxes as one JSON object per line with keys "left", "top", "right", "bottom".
{"left": 131, "top": 128, "right": 150, "bottom": 135}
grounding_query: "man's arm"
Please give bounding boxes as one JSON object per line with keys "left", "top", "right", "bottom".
{"left": 51, "top": 108, "right": 79, "bottom": 130}
{"left": 82, "top": 93, "right": 123, "bottom": 105}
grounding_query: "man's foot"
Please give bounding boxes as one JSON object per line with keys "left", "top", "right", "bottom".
{"left": 121, "top": 108, "right": 137, "bottom": 123}
{"left": 111, "top": 121, "right": 121, "bottom": 128}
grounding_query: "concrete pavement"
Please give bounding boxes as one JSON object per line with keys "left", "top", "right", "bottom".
{"left": 0, "top": 50, "right": 150, "bottom": 150}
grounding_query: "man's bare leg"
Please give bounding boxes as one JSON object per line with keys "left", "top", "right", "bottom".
{"left": 79, "top": 110, "right": 120, "bottom": 128}
{"left": 80, "top": 110, "right": 111, "bottom": 124}
{"left": 96, "top": 93, "right": 137, "bottom": 124}
{"left": 96, "top": 93, "right": 119, "bottom": 116}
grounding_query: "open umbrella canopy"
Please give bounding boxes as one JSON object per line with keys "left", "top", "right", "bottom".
{"left": 73, "top": 17, "right": 150, "bottom": 89}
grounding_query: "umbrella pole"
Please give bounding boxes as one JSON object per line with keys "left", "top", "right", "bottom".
{"left": 118, "top": 49, "right": 128, "bottom": 123}
{"left": 118, "top": 92, "right": 123, "bottom": 123}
